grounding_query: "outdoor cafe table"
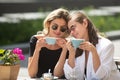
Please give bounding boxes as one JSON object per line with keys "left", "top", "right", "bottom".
{"left": 18, "top": 56, "right": 120, "bottom": 80}
{"left": 17, "top": 77, "right": 66, "bottom": 80}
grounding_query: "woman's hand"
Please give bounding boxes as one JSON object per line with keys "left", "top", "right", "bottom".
{"left": 79, "top": 41, "right": 101, "bottom": 72}
{"left": 66, "top": 40, "right": 76, "bottom": 68}
{"left": 79, "top": 41, "right": 96, "bottom": 53}
{"left": 36, "top": 37, "right": 47, "bottom": 50}
{"left": 56, "top": 38, "right": 67, "bottom": 49}
{"left": 66, "top": 41, "right": 76, "bottom": 54}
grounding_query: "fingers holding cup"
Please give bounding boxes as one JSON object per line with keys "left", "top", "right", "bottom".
{"left": 56, "top": 38, "right": 67, "bottom": 48}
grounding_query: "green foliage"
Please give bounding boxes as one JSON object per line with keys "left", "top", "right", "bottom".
{"left": 0, "top": 48, "right": 25, "bottom": 66}
{"left": 0, "top": 49, "right": 19, "bottom": 65}
{"left": 0, "top": 19, "right": 44, "bottom": 46}
{"left": 89, "top": 15, "right": 120, "bottom": 32}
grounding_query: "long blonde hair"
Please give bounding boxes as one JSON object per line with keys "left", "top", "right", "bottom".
{"left": 43, "top": 8, "right": 69, "bottom": 38}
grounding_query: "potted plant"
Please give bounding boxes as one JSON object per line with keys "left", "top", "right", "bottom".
{"left": 0, "top": 48, "right": 25, "bottom": 80}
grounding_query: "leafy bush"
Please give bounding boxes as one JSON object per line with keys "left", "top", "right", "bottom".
{"left": 0, "top": 19, "right": 43, "bottom": 46}
{"left": 89, "top": 15, "right": 120, "bottom": 32}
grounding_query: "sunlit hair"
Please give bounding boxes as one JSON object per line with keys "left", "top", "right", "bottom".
{"left": 42, "top": 8, "right": 69, "bottom": 38}
{"left": 69, "top": 11, "right": 99, "bottom": 46}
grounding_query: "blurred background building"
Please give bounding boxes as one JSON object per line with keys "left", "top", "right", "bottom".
{"left": 0, "top": 0, "right": 120, "bottom": 15}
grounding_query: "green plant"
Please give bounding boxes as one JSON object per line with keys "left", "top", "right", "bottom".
{"left": 0, "top": 48, "right": 25, "bottom": 66}
{"left": 0, "top": 19, "right": 43, "bottom": 46}
{"left": 89, "top": 15, "right": 120, "bottom": 32}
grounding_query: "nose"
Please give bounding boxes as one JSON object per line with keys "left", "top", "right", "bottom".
{"left": 70, "top": 30, "right": 74, "bottom": 35}
{"left": 56, "top": 28, "right": 61, "bottom": 35}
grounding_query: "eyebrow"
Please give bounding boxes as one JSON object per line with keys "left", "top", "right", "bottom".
{"left": 70, "top": 25, "right": 74, "bottom": 29}
{"left": 53, "top": 22, "right": 67, "bottom": 27}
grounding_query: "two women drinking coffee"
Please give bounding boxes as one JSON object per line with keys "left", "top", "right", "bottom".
{"left": 28, "top": 8, "right": 120, "bottom": 80}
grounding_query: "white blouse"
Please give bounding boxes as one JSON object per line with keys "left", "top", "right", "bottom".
{"left": 64, "top": 37, "right": 120, "bottom": 80}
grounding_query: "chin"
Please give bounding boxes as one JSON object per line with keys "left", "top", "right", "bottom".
{"left": 54, "top": 35, "right": 60, "bottom": 38}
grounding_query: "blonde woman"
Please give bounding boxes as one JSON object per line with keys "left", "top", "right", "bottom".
{"left": 28, "top": 8, "right": 69, "bottom": 78}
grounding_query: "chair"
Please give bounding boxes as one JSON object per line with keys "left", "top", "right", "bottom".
{"left": 114, "top": 57, "right": 120, "bottom": 71}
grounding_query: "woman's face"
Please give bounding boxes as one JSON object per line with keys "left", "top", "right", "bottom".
{"left": 48, "top": 18, "right": 67, "bottom": 38}
{"left": 68, "top": 19, "right": 88, "bottom": 39}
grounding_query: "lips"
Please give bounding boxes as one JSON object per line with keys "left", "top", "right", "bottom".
{"left": 53, "top": 34, "right": 61, "bottom": 38}
{"left": 55, "top": 33, "right": 61, "bottom": 35}
{"left": 53, "top": 31, "right": 61, "bottom": 36}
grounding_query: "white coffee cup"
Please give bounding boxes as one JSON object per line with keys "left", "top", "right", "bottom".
{"left": 71, "top": 38, "right": 84, "bottom": 49}
{"left": 45, "top": 37, "right": 56, "bottom": 45}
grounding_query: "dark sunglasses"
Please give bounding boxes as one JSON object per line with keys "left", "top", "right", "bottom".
{"left": 51, "top": 24, "right": 67, "bottom": 32}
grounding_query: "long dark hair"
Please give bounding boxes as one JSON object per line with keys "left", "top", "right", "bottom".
{"left": 69, "top": 11, "right": 99, "bottom": 57}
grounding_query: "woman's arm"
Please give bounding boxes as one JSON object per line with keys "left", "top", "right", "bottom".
{"left": 66, "top": 41, "right": 76, "bottom": 68}
{"left": 64, "top": 41, "right": 84, "bottom": 80}
{"left": 28, "top": 48, "right": 41, "bottom": 78}
{"left": 54, "top": 38, "right": 68, "bottom": 77}
{"left": 80, "top": 41, "right": 101, "bottom": 72}
{"left": 64, "top": 41, "right": 76, "bottom": 78}
{"left": 28, "top": 36, "right": 46, "bottom": 78}
{"left": 54, "top": 47, "right": 67, "bottom": 77}
{"left": 80, "top": 39, "right": 114, "bottom": 79}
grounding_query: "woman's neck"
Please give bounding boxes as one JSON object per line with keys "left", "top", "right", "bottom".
{"left": 46, "top": 44, "right": 61, "bottom": 50}
{"left": 83, "top": 31, "right": 89, "bottom": 41}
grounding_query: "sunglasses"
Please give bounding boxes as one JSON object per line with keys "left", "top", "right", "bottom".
{"left": 51, "top": 24, "right": 67, "bottom": 32}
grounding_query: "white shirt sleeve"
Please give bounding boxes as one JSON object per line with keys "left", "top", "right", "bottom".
{"left": 64, "top": 55, "right": 85, "bottom": 80}
{"left": 91, "top": 40, "right": 114, "bottom": 80}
